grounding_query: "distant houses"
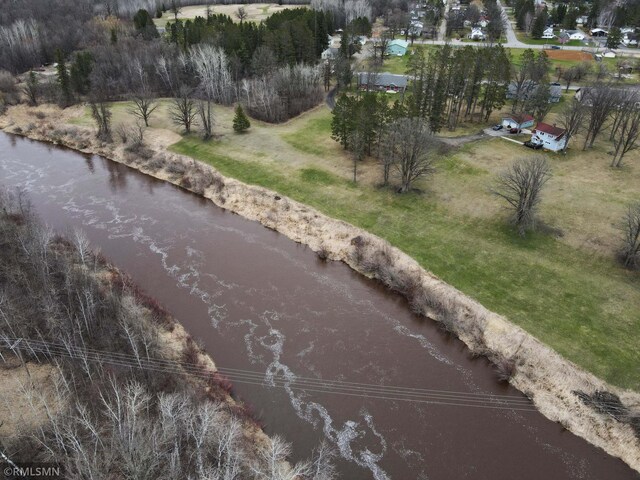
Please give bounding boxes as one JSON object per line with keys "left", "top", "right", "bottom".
{"left": 386, "top": 39, "right": 409, "bottom": 56}
{"left": 530, "top": 122, "right": 567, "bottom": 151}
{"left": 356, "top": 72, "right": 409, "bottom": 93}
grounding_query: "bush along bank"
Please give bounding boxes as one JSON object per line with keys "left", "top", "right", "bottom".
{"left": 1, "top": 105, "right": 639, "bottom": 473}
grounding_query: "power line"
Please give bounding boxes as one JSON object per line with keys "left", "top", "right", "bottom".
{"left": 1, "top": 337, "right": 549, "bottom": 412}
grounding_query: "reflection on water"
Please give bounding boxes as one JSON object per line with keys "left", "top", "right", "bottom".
{"left": 1, "top": 133, "right": 637, "bottom": 480}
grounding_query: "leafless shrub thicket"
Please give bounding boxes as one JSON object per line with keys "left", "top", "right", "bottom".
{"left": 574, "top": 390, "right": 640, "bottom": 439}
{"left": 241, "top": 65, "right": 324, "bottom": 123}
{"left": 349, "top": 236, "right": 488, "bottom": 354}
{"left": 0, "top": 188, "right": 336, "bottom": 479}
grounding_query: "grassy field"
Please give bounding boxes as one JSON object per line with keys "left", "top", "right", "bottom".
{"left": 153, "top": 3, "right": 296, "bottom": 26}
{"left": 71, "top": 101, "right": 640, "bottom": 390}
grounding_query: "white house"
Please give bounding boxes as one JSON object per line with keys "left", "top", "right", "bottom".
{"left": 321, "top": 47, "right": 339, "bottom": 60}
{"left": 502, "top": 113, "right": 535, "bottom": 130}
{"left": 623, "top": 33, "right": 638, "bottom": 46}
{"left": 542, "top": 27, "right": 555, "bottom": 39}
{"left": 530, "top": 122, "right": 567, "bottom": 151}
{"left": 590, "top": 28, "right": 608, "bottom": 37}
{"left": 468, "top": 28, "right": 486, "bottom": 41}
{"left": 562, "top": 29, "right": 586, "bottom": 41}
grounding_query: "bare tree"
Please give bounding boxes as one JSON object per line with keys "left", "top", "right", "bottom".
{"left": 235, "top": 6, "right": 248, "bottom": 23}
{"left": 389, "top": 118, "right": 437, "bottom": 193}
{"left": 170, "top": 85, "right": 198, "bottom": 134}
{"left": 582, "top": 83, "right": 618, "bottom": 149}
{"left": 558, "top": 99, "right": 587, "bottom": 153}
{"left": 619, "top": 202, "right": 640, "bottom": 269}
{"left": 493, "top": 156, "right": 551, "bottom": 236}
{"left": 170, "top": 0, "right": 182, "bottom": 21}
{"left": 611, "top": 96, "right": 640, "bottom": 168}
{"left": 348, "top": 127, "right": 366, "bottom": 183}
{"left": 90, "top": 100, "right": 112, "bottom": 142}
{"left": 309, "top": 441, "right": 337, "bottom": 480}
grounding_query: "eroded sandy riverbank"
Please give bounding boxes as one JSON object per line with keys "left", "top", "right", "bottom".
{"left": 1, "top": 104, "right": 639, "bottom": 473}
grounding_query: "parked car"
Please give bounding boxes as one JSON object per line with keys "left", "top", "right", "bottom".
{"left": 524, "top": 140, "right": 543, "bottom": 149}
{"left": 509, "top": 128, "right": 521, "bottom": 134}
{"left": 492, "top": 124, "right": 503, "bottom": 131}
{"left": 551, "top": 45, "right": 561, "bottom": 49}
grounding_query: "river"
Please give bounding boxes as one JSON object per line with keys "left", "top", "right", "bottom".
{"left": 1, "top": 132, "right": 637, "bottom": 480}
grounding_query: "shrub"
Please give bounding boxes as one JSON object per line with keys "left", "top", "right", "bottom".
{"left": 166, "top": 160, "right": 187, "bottom": 175}
{"left": 494, "top": 356, "right": 516, "bottom": 382}
{"left": 316, "top": 244, "right": 329, "bottom": 261}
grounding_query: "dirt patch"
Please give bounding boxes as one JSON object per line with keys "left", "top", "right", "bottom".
{"left": 545, "top": 50, "right": 594, "bottom": 62}
{"left": 0, "top": 360, "right": 60, "bottom": 439}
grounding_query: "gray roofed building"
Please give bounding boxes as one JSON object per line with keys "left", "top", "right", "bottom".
{"left": 507, "top": 81, "right": 562, "bottom": 103}
{"left": 356, "top": 72, "right": 409, "bottom": 93}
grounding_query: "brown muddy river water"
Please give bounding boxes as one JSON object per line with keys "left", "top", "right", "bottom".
{"left": 1, "top": 132, "right": 638, "bottom": 480}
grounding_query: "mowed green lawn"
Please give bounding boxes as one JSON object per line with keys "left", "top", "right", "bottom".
{"left": 170, "top": 121, "right": 640, "bottom": 391}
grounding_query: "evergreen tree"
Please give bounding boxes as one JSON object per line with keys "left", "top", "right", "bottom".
{"left": 55, "top": 49, "right": 72, "bottom": 106}
{"left": 110, "top": 28, "right": 118, "bottom": 44}
{"left": 331, "top": 94, "right": 356, "bottom": 149}
{"left": 531, "top": 11, "right": 547, "bottom": 39}
{"left": 232, "top": 105, "right": 251, "bottom": 133}
{"left": 70, "top": 52, "right": 93, "bottom": 95}
{"left": 133, "top": 9, "right": 159, "bottom": 39}
{"left": 607, "top": 27, "right": 622, "bottom": 49}
{"left": 24, "top": 71, "right": 40, "bottom": 106}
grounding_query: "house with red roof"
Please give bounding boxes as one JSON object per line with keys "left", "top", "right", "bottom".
{"left": 502, "top": 113, "right": 535, "bottom": 130}
{"left": 530, "top": 122, "right": 567, "bottom": 152}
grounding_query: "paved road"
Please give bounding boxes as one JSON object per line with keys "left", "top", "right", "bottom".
{"left": 412, "top": 0, "right": 640, "bottom": 57}
{"left": 439, "top": 0, "right": 450, "bottom": 41}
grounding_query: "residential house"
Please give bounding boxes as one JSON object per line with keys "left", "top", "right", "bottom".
{"left": 622, "top": 32, "right": 638, "bottom": 46}
{"left": 321, "top": 47, "right": 340, "bottom": 61}
{"left": 542, "top": 27, "right": 555, "bottom": 39}
{"left": 386, "top": 39, "right": 409, "bottom": 56}
{"left": 560, "top": 29, "right": 586, "bottom": 41}
{"left": 501, "top": 113, "right": 535, "bottom": 130}
{"left": 468, "top": 27, "right": 486, "bottom": 41}
{"left": 530, "top": 122, "right": 567, "bottom": 151}
{"left": 507, "top": 81, "right": 562, "bottom": 103}
{"left": 356, "top": 72, "right": 409, "bottom": 93}
{"left": 575, "top": 85, "right": 640, "bottom": 107}
{"left": 577, "top": 15, "right": 589, "bottom": 25}
{"left": 590, "top": 28, "right": 608, "bottom": 37}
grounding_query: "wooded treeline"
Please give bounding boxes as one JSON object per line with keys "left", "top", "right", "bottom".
{"left": 0, "top": 188, "right": 337, "bottom": 479}
{"left": 407, "top": 44, "right": 512, "bottom": 132}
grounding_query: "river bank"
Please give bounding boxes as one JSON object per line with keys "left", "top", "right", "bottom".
{"left": 0, "top": 186, "right": 295, "bottom": 477}
{"left": 1, "top": 104, "right": 639, "bottom": 473}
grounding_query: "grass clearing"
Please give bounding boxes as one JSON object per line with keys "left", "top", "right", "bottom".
{"left": 168, "top": 108, "right": 640, "bottom": 390}
{"left": 153, "top": 3, "right": 296, "bottom": 26}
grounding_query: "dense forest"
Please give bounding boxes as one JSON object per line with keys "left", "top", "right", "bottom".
{"left": 0, "top": 1, "right": 353, "bottom": 124}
